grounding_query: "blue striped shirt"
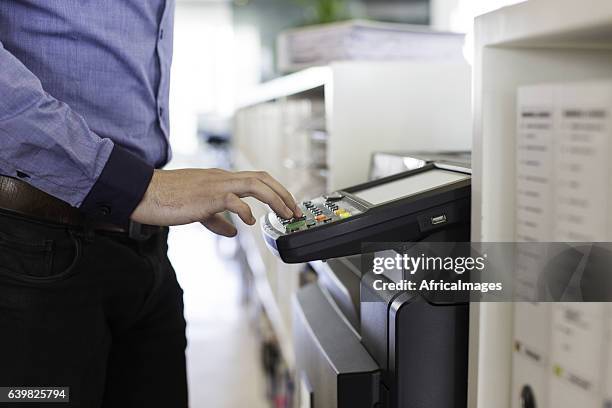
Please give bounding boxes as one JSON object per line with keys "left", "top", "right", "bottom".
{"left": 0, "top": 0, "right": 175, "bottom": 224}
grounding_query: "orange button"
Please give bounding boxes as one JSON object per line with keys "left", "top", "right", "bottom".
{"left": 315, "top": 215, "right": 327, "bottom": 222}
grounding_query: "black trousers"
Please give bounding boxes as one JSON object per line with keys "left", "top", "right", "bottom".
{"left": 0, "top": 209, "right": 188, "bottom": 407}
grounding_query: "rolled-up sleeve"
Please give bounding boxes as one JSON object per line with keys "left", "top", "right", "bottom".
{"left": 0, "top": 40, "right": 153, "bottom": 225}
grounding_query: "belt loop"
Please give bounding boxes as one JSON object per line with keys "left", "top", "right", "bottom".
{"left": 129, "top": 220, "right": 151, "bottom": 241}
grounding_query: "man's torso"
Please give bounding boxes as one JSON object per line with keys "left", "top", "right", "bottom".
{"left": 0, "top": 0, "right": 175, "bottom": 167}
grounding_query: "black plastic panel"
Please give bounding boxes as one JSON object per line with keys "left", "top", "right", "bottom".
{"left": 391, "top": 295, "right": 469, "bottom": 408}
{"left": 294, "top": 283, "right": 380, "bottom": 408}
{"left": 309, "top": 257, "right": 362, "bottom": 332}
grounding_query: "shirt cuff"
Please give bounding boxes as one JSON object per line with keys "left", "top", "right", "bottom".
{"left": 80, "top": 145, "right": 154, "bottom": 227}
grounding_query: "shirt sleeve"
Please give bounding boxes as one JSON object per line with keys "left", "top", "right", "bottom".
{"left": 0, "top": 40, "right": 153, "bottom": 226}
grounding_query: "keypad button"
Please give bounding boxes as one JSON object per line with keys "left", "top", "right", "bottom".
{"left": 286, "top": 220, "right": 306, "bottom": 232}
{"left": 323, "top": 192, "right": 344, "bottom": 201}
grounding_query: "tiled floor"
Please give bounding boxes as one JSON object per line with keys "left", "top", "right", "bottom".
{"left": 168, "top": 223, "right": 269, "bottom": 408}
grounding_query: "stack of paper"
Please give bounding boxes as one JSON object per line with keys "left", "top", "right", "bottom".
{"left": 277, "top": 20, "right": 465, "bottom": 73}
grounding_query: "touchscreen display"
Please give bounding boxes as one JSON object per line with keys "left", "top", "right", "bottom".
{"left": 353, "top": 169, "right": 469, "bottom": 205}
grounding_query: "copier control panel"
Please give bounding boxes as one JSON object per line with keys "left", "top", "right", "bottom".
{"left": 267, "top": 193, "right": 364, "bottom": 234}
{"left": 262, "top": 163, "right": 471, "bottom": 263}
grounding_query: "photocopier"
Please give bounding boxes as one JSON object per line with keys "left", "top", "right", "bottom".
{"left": 261, "top": 153, "right": 471, "bottom": 408}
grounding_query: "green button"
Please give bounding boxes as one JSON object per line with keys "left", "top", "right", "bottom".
{"left": 286, "top": 220, "right": 306, "bottom": 232}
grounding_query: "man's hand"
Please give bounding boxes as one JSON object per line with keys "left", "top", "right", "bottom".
{"left": 131, "top": 168, "right": 303, "bottom": 237}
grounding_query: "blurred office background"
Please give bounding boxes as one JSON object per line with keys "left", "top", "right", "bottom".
{"left": 163, "top": 1, "right": 602, "bottom": 407}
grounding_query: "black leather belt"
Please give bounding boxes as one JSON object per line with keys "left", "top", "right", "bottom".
{"left": 0, "top": 175, "right": 158, "bottom": 240}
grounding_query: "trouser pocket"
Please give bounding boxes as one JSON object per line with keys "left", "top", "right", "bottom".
{"left": 0, "top": 219, "right": 82, "bottom": 282}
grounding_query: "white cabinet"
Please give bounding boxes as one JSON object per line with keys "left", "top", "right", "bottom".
{"left": 470, "top": 1, "right": 612, "bottom": 407}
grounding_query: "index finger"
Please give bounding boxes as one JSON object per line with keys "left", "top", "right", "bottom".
{"left": 238, "top": 171, "right": 302, "bottom": 217}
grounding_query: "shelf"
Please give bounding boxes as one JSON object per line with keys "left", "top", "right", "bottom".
{"left": 236, "top": 67, "right": 331, "bottom": 110}
{"left": 235, "top": 61, "right": 472, "bottom": 192}
{"left": 472, "top": 1, "right": 612, "bottom": 244}
{"left": 477, "top": 0, "right": 612, "bottom": 48}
